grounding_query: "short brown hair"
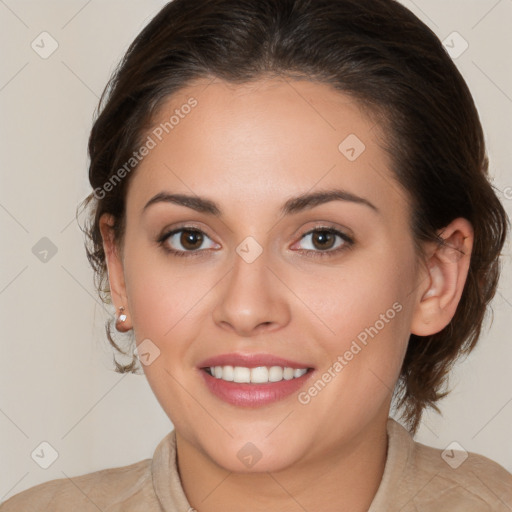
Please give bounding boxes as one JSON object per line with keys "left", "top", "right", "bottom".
{"left": 80, "top": 0, "right": 509, "bottom": 434}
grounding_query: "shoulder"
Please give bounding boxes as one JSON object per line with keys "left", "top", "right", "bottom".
{"left": 412, "top": 438, "right": 512, "bottom": 509}
{"left": 0, "top": 458, "right": 156, "bottom": 511}
{"left": 385, "top": 419, "right": 512, "bottom": 511}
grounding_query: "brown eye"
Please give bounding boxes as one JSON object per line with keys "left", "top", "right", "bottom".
{"left": 180, "top": 229, "right": 204, "bottom": 250}
{"left": 311, "top": 230, "right": 336, "bottom": 250}
{"left": 159, "top": 227, "right": 219, "bottom": 256}
{"left": 294, "top": 227, "right": 353, "bottom": 255}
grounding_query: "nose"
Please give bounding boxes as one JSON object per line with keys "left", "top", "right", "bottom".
{"left": 212, "top": 248, "right": 291, "bottom": 337}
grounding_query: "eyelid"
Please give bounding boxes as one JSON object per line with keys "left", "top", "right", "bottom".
{"left": 301, "top": 224, "right": 353, "bottom": 239}
{"left": 290, "top": 225, "right": 354, "bottom": 253}
{"left": 292, "top": 222, "right": 354, "bottom": 243}
{"left": 157, "top": 222, "right": 354, "bottom": 258}
{"left": 157, "top": 221, "right": 215, "bottom": 241}
{"left": 157, "top": 224, "right": 221, "bottom": 254}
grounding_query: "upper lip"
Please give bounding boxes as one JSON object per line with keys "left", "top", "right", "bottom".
{"left": 198, "top": 353, "right": 313, "bottom": 369}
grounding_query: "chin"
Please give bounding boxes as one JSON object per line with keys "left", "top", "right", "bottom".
{"left": 197, "top": 431, "right": 310, "bottom": 474}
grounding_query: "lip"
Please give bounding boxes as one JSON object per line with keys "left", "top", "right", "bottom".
{"left": 200, "top": 368, "right": 314, "bottom": 407}
{"left": 198, "top": 352, "right": 313, "bottom": 369}
{"left": 197, "top": 352, "right": 315, "bottom": 407}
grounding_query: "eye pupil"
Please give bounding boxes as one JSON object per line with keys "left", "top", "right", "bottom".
{"left": 313, "top": 230, "right": 335, "bottom": 250}
{"left": 181, "top": 230, "right": 203, "bottom": 250}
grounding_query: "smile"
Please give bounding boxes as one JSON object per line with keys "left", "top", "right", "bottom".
{"left": 204, "top": 365, "right": 309, "bottom": 383}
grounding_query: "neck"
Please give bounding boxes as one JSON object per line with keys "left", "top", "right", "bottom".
{"left": 175, "top": 415, "right": 389, "bottom": 512}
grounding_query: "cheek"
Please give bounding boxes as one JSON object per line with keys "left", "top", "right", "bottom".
{"left": 123, "top": 247, "right": 208, "bottom": 341}
{"left": 122, "top": 249, "right": 210, "bottom": 419}
{"left": 293, "top": 264, "right": 414, "bottom": 434}
{"left": 313, "top": 254, "right": 410, "bottom": 327}
{"left": 305, "top": 249, "right": 415, "bottom": 377}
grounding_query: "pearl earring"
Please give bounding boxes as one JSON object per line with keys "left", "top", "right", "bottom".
{"left": 118, "top": 306, "right": 127, "bottom": 323}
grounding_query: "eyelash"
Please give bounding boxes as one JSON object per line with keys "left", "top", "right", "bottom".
{"left": 157, "top": 225, "right": 354, "bottom": 259}
{"left": 294, "top": 227, "right": 354, "bottom": 258}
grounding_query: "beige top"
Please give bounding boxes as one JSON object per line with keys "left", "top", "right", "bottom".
{"left": 1, "top": 418, "right": 511, "bottom": 511}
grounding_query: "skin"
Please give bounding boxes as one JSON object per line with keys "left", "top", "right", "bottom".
{"left": 100, "top": 77, "right": 473, "bottom": 512}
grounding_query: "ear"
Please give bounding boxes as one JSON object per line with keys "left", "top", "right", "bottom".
{"left": 99, "top": 213, "right": 132, "bottom": 331}
{"left": 411, "top": 218, "right": 474, "bottom": 336}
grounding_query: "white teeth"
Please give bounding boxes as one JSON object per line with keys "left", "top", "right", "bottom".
{"left": 233, "top": 366, "right": 251, "bottom": 383}
{"left": 222, "top": 365, "right": 234, "bottom": 381}
{"left": 207, "top": 365, "right": 309, "bottom": 383}
{"left": 283, "top": 367, "right": 294, "bottom": 380}
{"left": 251, "top": 366, "right": 269, "bottom": 383}
{"left": 269, "top": 366, "right": 283, "bottom": 382}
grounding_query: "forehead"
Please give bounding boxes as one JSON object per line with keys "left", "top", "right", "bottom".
{"left": 126, "top": 77, "right": 407, "bottom": 220}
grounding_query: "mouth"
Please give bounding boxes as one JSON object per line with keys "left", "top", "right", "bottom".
{"left": 198, "top": 353, "right": 315, "bottom": 407}
{"left": 203, "top": 365, "right": 309, "bottom": 383}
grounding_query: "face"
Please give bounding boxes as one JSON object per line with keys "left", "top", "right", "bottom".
{"left": 103, "top": 77, "right": 427, "bottom": 472}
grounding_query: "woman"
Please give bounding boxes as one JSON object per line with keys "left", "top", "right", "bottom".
{"left": 2, "top": 0, "right": 511, "bottom": 510}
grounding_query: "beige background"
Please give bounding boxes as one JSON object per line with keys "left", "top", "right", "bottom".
{"left": 1, "top": 0, "right": 511, "bottom": 501}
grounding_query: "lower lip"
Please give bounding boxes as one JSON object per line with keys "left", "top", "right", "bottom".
{"left": 200, "top": 369, "right": 313, "bottom": 407}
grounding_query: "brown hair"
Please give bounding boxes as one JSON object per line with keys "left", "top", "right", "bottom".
{"left": 80, "top": 0, "right": 509, "bottom": 434}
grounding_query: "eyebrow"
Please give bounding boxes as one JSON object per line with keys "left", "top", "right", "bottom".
{"left": 142, "top": 189, "right": 379, "bottom": 216}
